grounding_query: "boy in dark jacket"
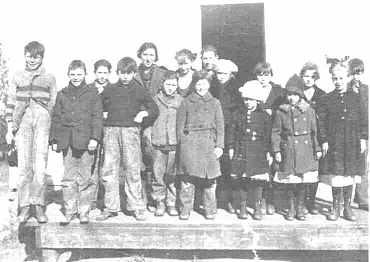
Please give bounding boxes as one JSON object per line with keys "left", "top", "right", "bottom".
{"left": 97, "top": 57, "right": 159, "bottom": 221}
{"left": 228, "top": 81, "right": 272, "bottom": 220}
{"left": 50, "top": 60, "right": 103, "bottom": 224}
{"left": 150, "top": 71, "right": 183, "bottom": 216}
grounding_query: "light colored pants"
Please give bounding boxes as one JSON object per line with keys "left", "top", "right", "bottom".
{"left": 151, "top": 148, "right": 176, "bottom": 207}
{"left": 62, "top": 147, "right": 95, "bottom": 215}
{"left": 16, "top": 104, "right": 49, "bottom": 207}
{"left": 101, "top": 127, "right": 145, "bottom": 212}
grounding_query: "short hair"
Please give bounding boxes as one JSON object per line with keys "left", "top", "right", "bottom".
{"left": 175, "top": 49, "right": 197, "bottom": 62}
{"left": 24, "top": 41, "right": 45, "bottom": 58}
{"left": 201, "top": 45, "right": 218, "bottom": 57}
{"left": 116, "top": 57, "right": 137, "bottom": 74}
{"left": 163, "top": 70, "right": 178, "bottom": 81}
{"left": 191, "top": 70, "right": 213, "bottom": 85}
{"left": 349, "top": 58, "right": 365, "bottom": 75}
{"left": 68, "top": 60, "right": 86, "bottom": 74}
{"left": 300, "top": 62, "right": 320, "bottom": 80}
{"left": 94, "top": 59, "right": 112, "bottom": 73}
{"left": 253, "top": 62, "right": 273, "bottom": 76}
{"left": 137, "top": 42, "right": 158, "bottom": 61}
{"left": 329, "top": 61, "right": 349, "bottom": 76}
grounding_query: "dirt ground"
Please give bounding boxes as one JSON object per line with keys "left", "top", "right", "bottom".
{"left": 0, "top": 160, "right": 367, "bottom": 262}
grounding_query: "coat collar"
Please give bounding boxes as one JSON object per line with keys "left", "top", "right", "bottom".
{"left": 188, "top": 92, "right": 213, "bottom": 103}
{"left": 62, "top": 81, "right": 90, "bottom": 98}
{"left": 157, "top": 92, "right": 183, "bottom": 108}
{"left": 279, "top": 99, "right": 309, "bottom": 113}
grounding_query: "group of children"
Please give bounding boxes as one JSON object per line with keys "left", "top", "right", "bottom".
{"left": 0, "top": 41, "right": 368, "bottom": 225}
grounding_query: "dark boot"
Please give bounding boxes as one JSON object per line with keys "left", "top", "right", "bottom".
{"left": 35, "top": 205, "right": 48, "bottom": 223}
{"left": 79, "top": 212, "right": 90, "bottom": 224}
{"left": 18, "top": 206, "right": 31, "bottom": 223}
{"left": 296, "top": 184, "right": 306, "bottom": 221}
{"left": 265, "top": 183, "right": 275, "bottom": 215}
{"left": 327, "top": 187, "right": 341, "bottom": 221}
{"left": 253, "top": 184, "right": 263, "bottom": 220}
{"left": 343, "top": 185, "right": 356, "bottom": 221}
{"left": 306, "top": 183, "right": 319, "bottom": 215}
{"left": 285, "top": 187, "right": 295, "bottom": 221}
{"left": 238, "top": 201, "right": 248, "bottom": 219}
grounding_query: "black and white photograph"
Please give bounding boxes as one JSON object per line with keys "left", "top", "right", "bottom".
{"left": 0, "top": 0, "right": 368, "bottom": 261}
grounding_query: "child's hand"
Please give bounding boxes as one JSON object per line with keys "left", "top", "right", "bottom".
{"left": 214, "top": 147, "right": 223, "bottom": 159}
{"left": 322, "top": 142, "right": 329, "bottom": 156}
{"left": 274, "top": 152, "right": 282, "bottom": 163}
{"left": 229, "top": 149, "right": 234, "bottom": 159}
{"left": 266, "top": 152, "right": 273, "bottom": 165}
{"left": 360, "top": 139, "right": 367, "bottom": 154}
{"left": 316, "top": 151, "right": 322, "bottom": 160}
{"left": 134, "top": 111, "right": 149, "bottom": 123}
{"left": 88, "top": 139, "right": 98, "bottom": 151}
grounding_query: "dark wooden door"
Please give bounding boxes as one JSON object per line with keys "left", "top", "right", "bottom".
{"left": 201, "top": 3, "right": 265, "bottom": 83}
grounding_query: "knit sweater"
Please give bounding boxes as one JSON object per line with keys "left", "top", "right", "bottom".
{"left": 101, "top": 79, "right": 159, "bottom": 127}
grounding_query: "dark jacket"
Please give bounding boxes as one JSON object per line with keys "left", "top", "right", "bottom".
{"left": 50, "top": 82, "right": 103, "bottom": 151}
{"left": 261, "top": 82, "right": 286, "bottom": 112}
{"left": 135, "top": 64, "right": 167, "bottom": 97}
{"left": 210, "top": 77, "right": 243, "bottom": 126}
{"left": 304, "top": 85, "right": 326, "bottom": 111}
{"left": 227, "top": 105, "right": 271, "bottom": 177}
{"left": 350, "top": 79, "right": 368, "bottom": 112}
{"left": 272, "top": 99, "right": 320, "bottom": 175}
{"left": 177, "top": 92, "right": 224, "bottom": 179}
{"left": 101, "top": 79, "right": 159, "bottom": 128}
{"left": 317, "top": 89, "right": 368, "bottom": 176}
{"left": 0, "top": 116, "right": 7, "bottom": 152}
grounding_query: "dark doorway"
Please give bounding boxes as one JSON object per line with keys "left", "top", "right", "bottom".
{"left": 201, "top": 3, "right": 265, "bottom": 83}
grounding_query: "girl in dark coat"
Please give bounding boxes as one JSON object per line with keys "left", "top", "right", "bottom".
{"left": 177, "top": 70, "right": 224, "bottom": 220}
{"left": 318, "top": 62, "right": 368, "bottom": 221}
{"left": 272, "top": 75, "right": 321, "bottom": 221}
{"left": 299, "top": 62, "right": 326, "bottom": 215}
{"left": 228, "top": 81, "right": 271, "bottom": 220}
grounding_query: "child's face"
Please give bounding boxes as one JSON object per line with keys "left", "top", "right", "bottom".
{"left": 302, "top": 69, "right": 317, "bottom": 88}
{"left": 243, "top": 98, "right": 258, "bottom": 110}
{"left": 287, "top": 93, "right": 300, "bottom": 105}
{"left": 141, "top": 48, "right": 156, "bottom": 68}
{"left": 118, "top": 71, "right": 135, "bottom": 85}
{"left": 176, "top": 56, "right": 192, "bottom": 76}
{"left": 352, "top": 71, "right": 364, "bottom": 82}
{"left": 331, "top": 67, "right": 350, "bottom": 92}
{"left": 163, "top": 78, "right": 178, "bottom": 96}
{"left": 25, "top": 52, "right": 43, "bottom": 71}
{"left": 95, "top": 66, "right": 110, "bottom": 85}
{"left": 216, "top": 70, "right": 232, "bottom": 84}
{"left": 256, "top": 72, "right": 272, "bottom": 86}
{"left": 68, "top": 67, "right": 86, "bottom": 87}
{"left": 195, "top": 79, "right": 210, "bottom": 97}
{"left": 202, "top": 51, "right": 218, "bottom": 71}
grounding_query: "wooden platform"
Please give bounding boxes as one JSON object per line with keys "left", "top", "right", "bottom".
{"left": 26, "top": 203, "right": 368, "bottom": 251}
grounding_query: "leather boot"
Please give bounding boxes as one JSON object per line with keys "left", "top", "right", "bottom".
{"left": 238, "top": 201, "right": 248, "bottom": 219}
{"left": 266, "top": 184, "right": 275, "bottom": 215}
{"left": 18, "top": 206, "right": 31, "bottom": 223}
{"left": 327, "top": 187, "right": 341, "bottom": 221}
{"left": 306, "top": 183, "right": 319, "bottom": 215}
{"left": 285, "top": 188, "right": 295, "bottom": 221}
{"left": 343, "top": 185, "right": 356, "bottom": 221}
{"left": 253, "top": 184, "right": 263, "bottom": 220}
{"left": 296, "top": 184, "right": 306, "bottom": 221}
{"left": 35, "top": 205, "right": 48, "bottom": 223}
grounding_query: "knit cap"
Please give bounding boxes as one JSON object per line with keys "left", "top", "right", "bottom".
{"left": 238, "top": 80, "right": 264, "bottom": 101}
{"left": 285, "top": 74, "right": 305, "bottom": 97}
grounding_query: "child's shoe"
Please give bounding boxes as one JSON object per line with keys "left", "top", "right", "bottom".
{"left": 343, "top": 185, "right": 356, "bottom": 221}
{"left": 227, "top": 202, "right": 236, "bottom": 214}
{"left": 155, "top": 201, "right": 165, "bottom": 217}
{"left": 167, "top": 206, "right": 178, "bottom": 216}
{"left": 238, "top": 201, "right": 248, "bottom": 220}
{"left": 296, "top": 186, "right": 306, "bottom": 221}
{"left": 179, "top": 210, "right": 190, "bottom": 220}
{"left": 8, "top": 189, "right": 17, "bottom": 202}
{"left": 35, "top": 205, "right": 48, "bottom": 223}
{"left": 96, "top": 210, "right": 118, "bottom": 221}
{"left": 205, "top": 212, "right": 216, "bottom": 220}
{"left": 134, "top": 209, "right": 147, "bottom": 221}
{"left": 253, "top": 200, "right": 263, "bottom": 220}
{"left": 79, "top": 212, "right": 90, "bottom": 224}
{"left": 285, "top": 191, "right": 295, "bottom": 221}
{"left": 60, "top": 213, "right": 77, "bottom": 225}
{"left": 327, "top": 187, "right": 341, "bottom": 221}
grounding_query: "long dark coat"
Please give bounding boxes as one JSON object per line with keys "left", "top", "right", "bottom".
{"left": 317, "top": 89, "right": 368, "bottom": 177}
{"left": 227, "top": 105, "right": 271, "bottom": 177}
{"left": 272, "top": 100, "right": 320, "bottom": 175}
{"left": 176, "top": 92, "right": 224, "bottom": 179}
{"left": 50, "top": 83, "right": 103, "bottom": 151}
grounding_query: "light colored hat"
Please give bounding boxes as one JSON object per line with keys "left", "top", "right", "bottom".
{"left": 238, "top": 80, "right": 264, "bottom": 101}
{"left": 215, "top": 59, "right": 238, "bottom": 73}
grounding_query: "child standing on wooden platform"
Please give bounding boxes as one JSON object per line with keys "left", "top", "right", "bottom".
{"left": 318, "top": 61, "right": 368, "bottom": 221}
{"left": 150, "top": 71, "right": 183, "bottom": 216}
{"left": 177, "top": 70, "right": 224, "bottom": 220}
{"left": 272, "top": 75, "right": 321, "bottom": 221}
{"left": 50, "top": 60, "right": 103, "bottom": 224}
{"left": 228, "top": 80, "right": 272, "bottom": 220}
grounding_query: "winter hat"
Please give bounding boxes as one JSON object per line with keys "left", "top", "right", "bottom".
{"left": 238, "top": 80, "right": 265, "bottom": 101}
{"left": 215, "top": 59, "right": 238, "bottom": 73}
{"left": 285, "top": 74, "right": 305, "bottom": 97}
